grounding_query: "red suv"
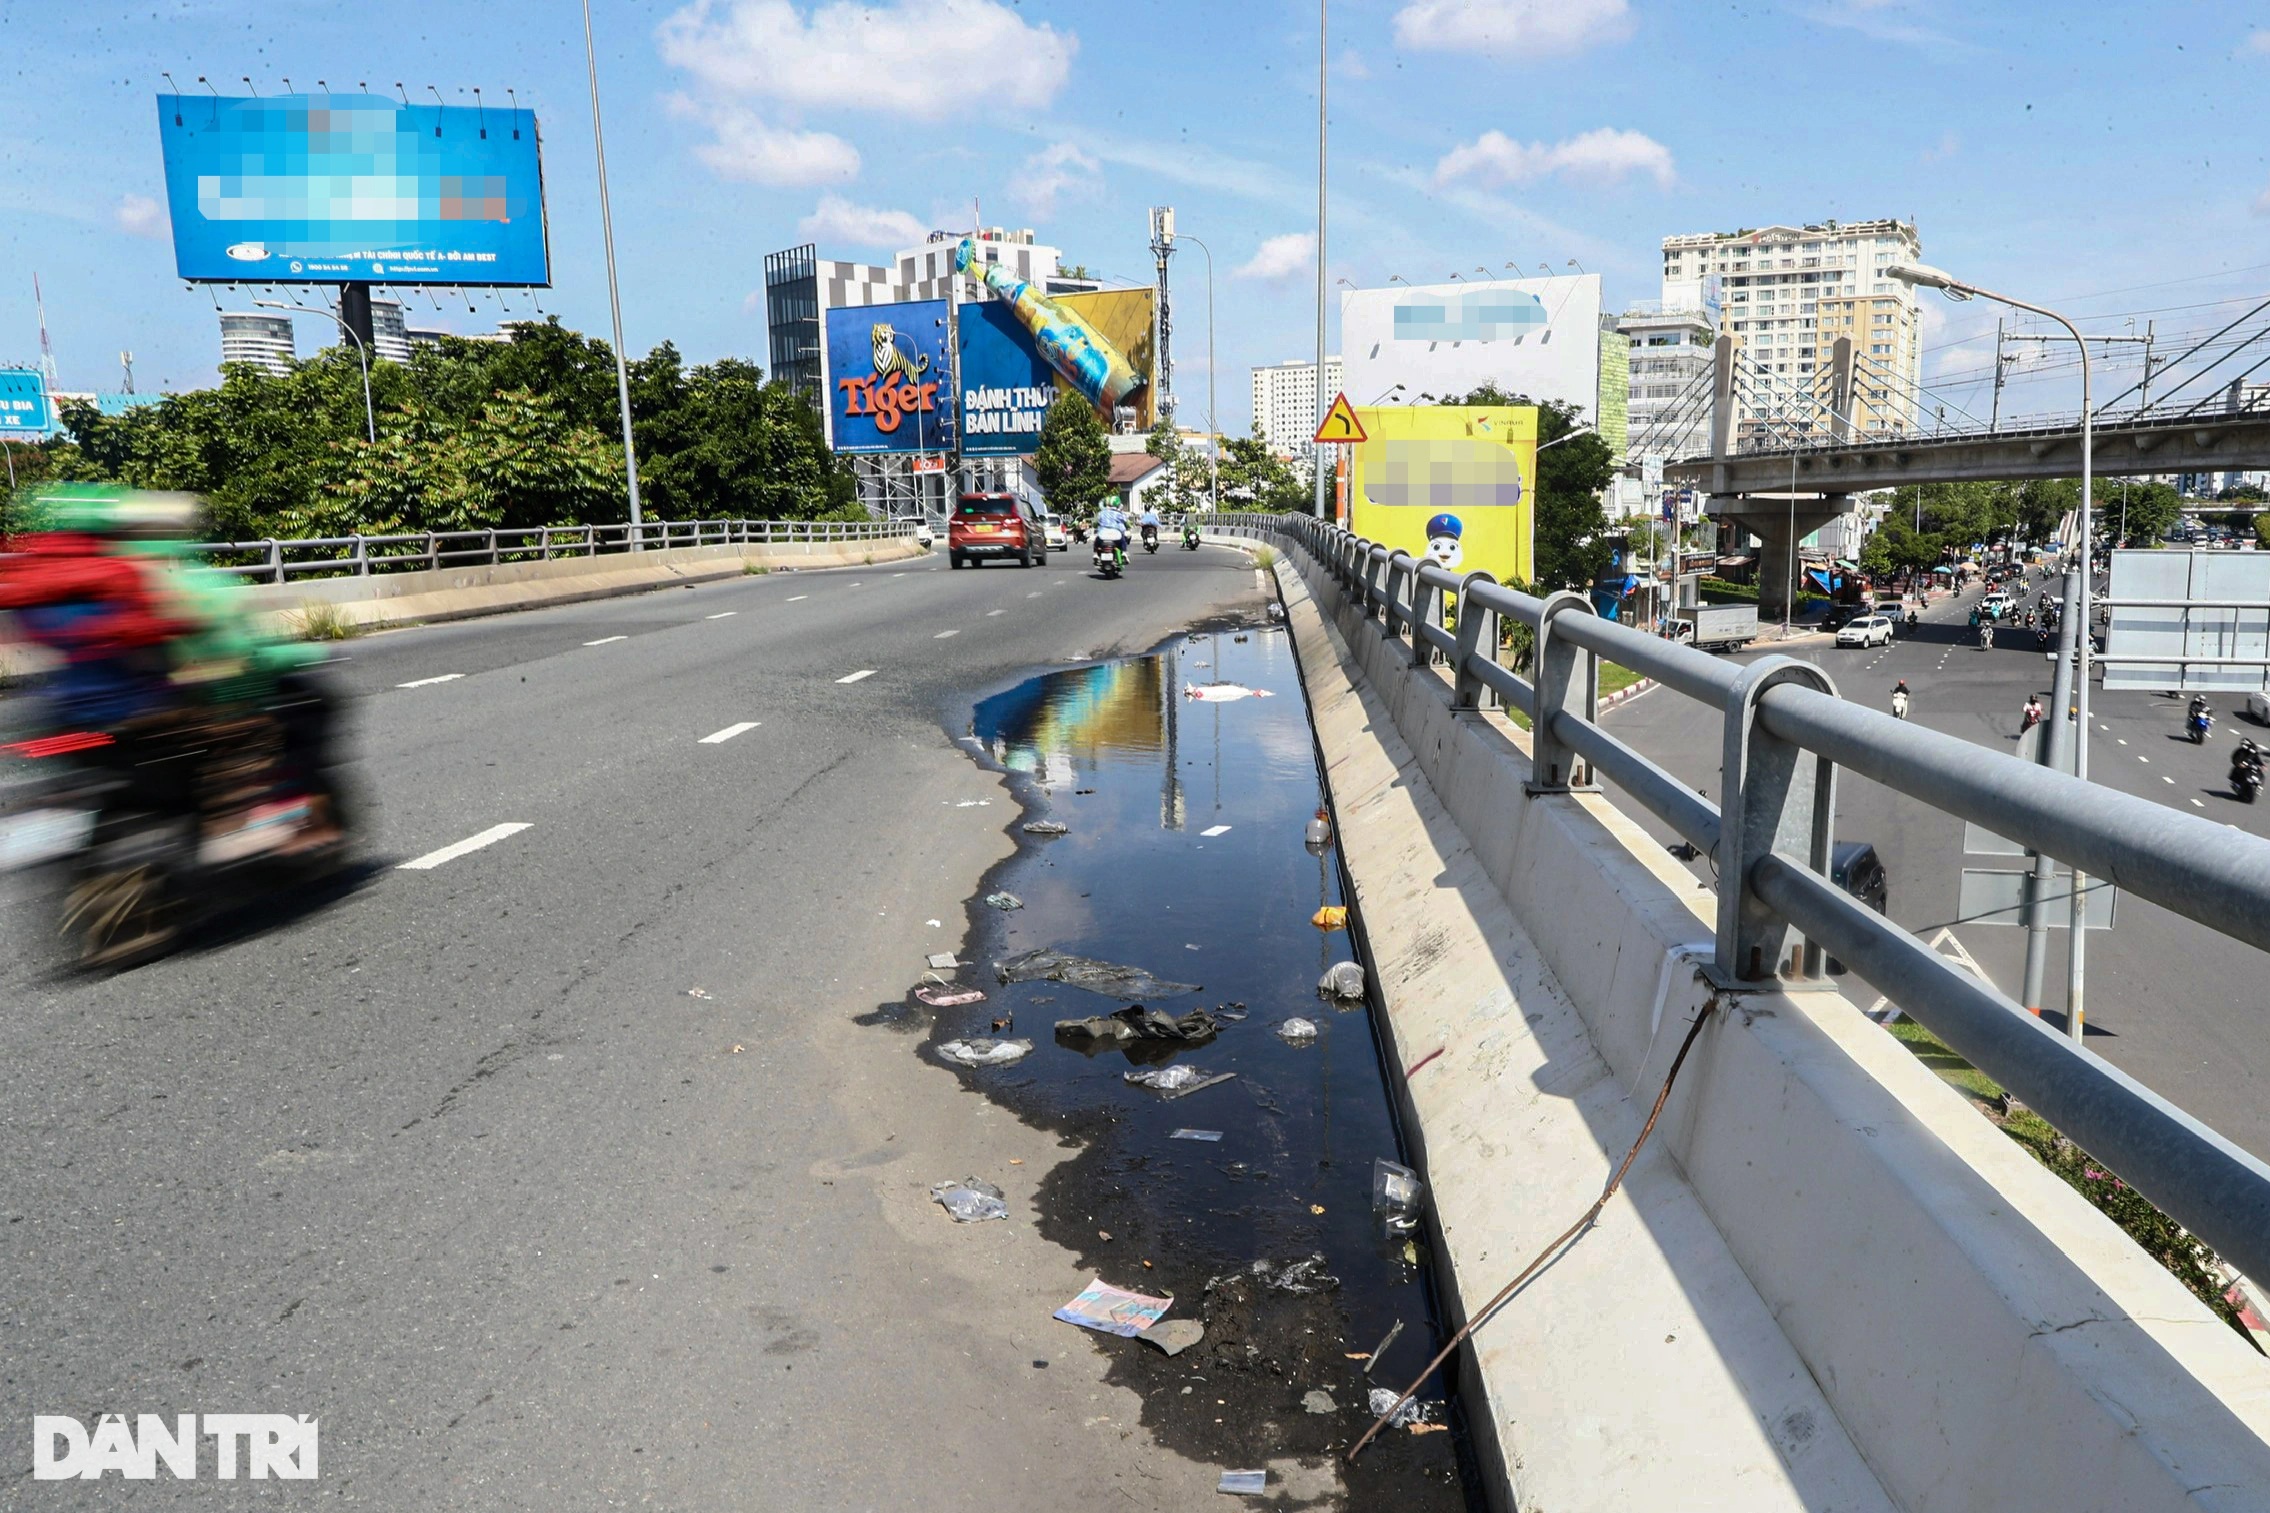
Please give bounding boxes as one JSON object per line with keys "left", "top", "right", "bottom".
{"left": 949, "top": 493, "right": 1047, "bottom": 570}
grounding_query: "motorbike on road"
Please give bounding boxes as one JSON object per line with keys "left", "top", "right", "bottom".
{"left": 1141, "top": 522, "right": 1160, "bottom": 555}
{"left": 1181, "top": 521, "right": 1201, "bottom": 551}
{"left": 1094, "top": 527, "right": 1128, "bottom": 579}
{"left": 2189, "top": 704, "right": 2214, "bottom": 744}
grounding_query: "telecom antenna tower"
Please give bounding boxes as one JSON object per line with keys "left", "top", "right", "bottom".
{"left": 1148, "top": 207, "right": 1175, "bottom": 421}
{"left": 34, "top": 273, "right": 57, "bottom": 385}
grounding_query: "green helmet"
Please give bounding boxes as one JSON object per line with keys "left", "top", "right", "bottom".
{"left": 18, "top": 483, "right": 201, "bottom": 539}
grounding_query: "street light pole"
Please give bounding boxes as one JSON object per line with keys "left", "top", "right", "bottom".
{"left": 583, "top": 0, "right": 645, "bottom": 548}
{"left": 1891, "top": 262, "right": 2095, "bottom": 1044}
{"left": 1178, "top": 232, "right": 1221, "bottom": 512}
{"left": 1311, "top": 0, "right": 1330, "bottom": 520}
{"left": 258, "top": 299, "right": 375, "bottom": 444}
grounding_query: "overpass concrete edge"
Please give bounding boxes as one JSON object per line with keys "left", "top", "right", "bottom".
{"left": 1228, "top": 529, "right": 2270, "bottom": 1512}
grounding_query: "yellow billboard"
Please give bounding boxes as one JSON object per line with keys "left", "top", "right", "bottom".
{"left": 1347, "top": 405, "right": 1537, "bottom": 586}
{"left": 1056, "top": 288, "right": 1156, "bottom": 429}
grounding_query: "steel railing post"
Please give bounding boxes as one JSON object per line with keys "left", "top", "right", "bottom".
{"left": 1451, "top": 570, "right": 1501, "bottom": 710}
{"left": 1408, "top": 565, "right": 1441, "bottom": 667}
{"left": 265, "top": 539, "right": 283, "bottom": 585}
{"left": 1382, "top": 551, "right": 1415, "bottom": 643}
{"left": 1362, "top": 546, "right": 1390, "bottom": 621}
{"left": 487, "top": 529, "right": 498, "bottom": 567}
{"left": 426, "top": 532, "right": 438, "bottom": 572}
{"left": 1528, "top": 591, "right": 1600, "bottom": 793}
{"left": 1716, "top": 657, "right": 1841, "bottom": 984}
{"left": 352, "top": 535, "right": 368, "bottom": 576}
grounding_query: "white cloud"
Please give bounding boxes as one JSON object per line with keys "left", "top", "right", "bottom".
{"left": 1393, "top": 0, "right": 1631, "bottom": 57}
{"left": 797, "top": 193, "right": 925, "bottom": 249}
{"left": 1234, "top": 232, "right": 1315, "bottom": 283}
{"left": 1334, "top": 48, "right": 1372, "bottom": 80}
{"left": 2244, "top": 29, "right": 2270, "bottom": 56}
{"left": 1014, "top": 142, "right": 1101, "bottom": 218}
{"left": 1433, "top": 127, "right": 1674, "bottom": 190}
{"left": 114, "top": 192, "right": 165, "bottom": 238}
{"left": 665, "top": 95, "right": 859, "bottom": 187}
{"left": 2254, "top": 183, "right": 2270, "bottom": 217}
{"left": 656, "top": 0, "right": 1074, "bottom": 121}
{"left": 1919, "top": 129, "right": 1959, "bottom": 163}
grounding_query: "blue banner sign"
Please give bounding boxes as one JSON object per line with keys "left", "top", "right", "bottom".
{"left": 823, "top": 299, "right": 954, "bottom": 454}
{"left": 0, "top": 369, "right": 53, "bottom": 434}
{"left": 157, "top": 93, "right": 550, "bottom": 285}
{"left": 956, "top": 299, "right": 1058, "bottom": 457}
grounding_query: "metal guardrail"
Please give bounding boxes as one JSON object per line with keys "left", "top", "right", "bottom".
{"left": 186, "top": 518, "right": 918, "bottom": 585}
{"left": 1194, "top": 510, "right": 2270, "bottom": 1287}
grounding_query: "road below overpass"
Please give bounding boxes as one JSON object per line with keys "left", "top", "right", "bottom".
{"left": 0, "top": 544, "right": 1356, "bottom": 1508}
{"left": 1604, "top": 572, "right": 2270, "bottom": 1163}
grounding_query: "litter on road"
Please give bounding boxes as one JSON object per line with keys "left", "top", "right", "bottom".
{"left": 996, "top": 947, "right": 1200, "bottom": 1000}
{"left": 1247, "top": 1254, "right": 1339, "bottom": 1295}
{"left": 1374, "top": 1158, "right": 1425, "bottom": 1233}
{"left": 1311, "top": 905, "right": 1349, "bottom": 931}
{"left": 1021, "top": 819, "right": 1069, "bottom": 835}
{"left": 1302, "top": 1389, "right": 1337, "bottom": 1415}
{"left": 925, "top": 953, "right": 960, "bottom": 970}
{"left": 915, "top": 985, "right": 987, "bottom": 1008}
{"left": 1141, "top": 1318, "right": 1206, "bottom": 1356}
{"left": 1053, "top": 1277, "right": 1174, "bottom": 1338}
{"left": 984, "top": 891, "right": 1024, "bottom": 911}
{"left": 930, "top": 1178, "right": 1009, "bottom": 1223}
{"left": 1184, "top": 683, "right": 1274, "bottom": 703}
{"left": 937, "top": 1038, "right": 1033, "bottom": 1067}
{"left": 1275, "top": 1017, "right": 1319, "bottom": 1044}
{"left": 1367, "top": 1386, "right": 1434, "bottom": 1429}
{"left": 1218, "top": 1470, "right": 1267, "bottom": 1496}
{"left": 1124, "top": 1066, "right": 1237, "bottom": 1100}
{"left": 1169, "top": 1128, "right": 1224, "bottom": 1142}
{"left": 1305, "top": 808, "right": 1333, "bottom": 847}
{"left": 1199, "top": 824, "right": 1232, "bottom": 837}
{"left": 1364, "top": 1319, "right": 1405, "bottom": 1376}
{"left": 1318, "top": 961, "right": 1365, "bottom": 1001}
{"left": 1056, "top": 1004, "right": 1220, "bottom": 1045}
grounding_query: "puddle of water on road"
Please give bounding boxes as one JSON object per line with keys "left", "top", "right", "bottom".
{"left": 895, "top": 623, "right": 1480, "bottom": 1510}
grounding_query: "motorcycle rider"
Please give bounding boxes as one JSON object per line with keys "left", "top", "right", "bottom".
{"left": 1890, "top": 679, "right": 1911, "bottom": 720}
{"left": 2019, "top": 695, "right": 2044, "bottom": 735}
{"left": 1181, "top": 514, "right": 1201, "bottom": 550}
{"left": 1980, "top": 621, "right": 1995, "bottom": 651}
{"left": 2231, "top": 738, "right": 2264, "bottom": 793}
{"left": 1094, "top": 499, "right": 1131, "bottom": 571}
{"left": 1138, "top": 502, "right": 1162, "bottom": 552}
{"left": 2189, "top": 694, "right": 2211, "bottom": 737}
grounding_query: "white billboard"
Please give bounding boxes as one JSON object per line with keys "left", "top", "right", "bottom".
{"left": 1341, "top": 274, "right": 1605, "bottom": 423}
{"left": 2104, "top": 548, "right": 2270, "bottom": 692}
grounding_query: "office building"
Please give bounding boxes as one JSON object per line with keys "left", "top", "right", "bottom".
{"left": 369, "top": 298, "right": 412, "bottom": 364}
{"left": 1250, "top": 356, "right": 1344, "bottom": 456}
{"left": 1658, "top": 219, "right": 1922, "bottom": 444}
{"left": 218, "top": 311, "right": 295, "bottom": 376}
{"left": 1620, "top": 301, "right": 1718, "bottom": 465}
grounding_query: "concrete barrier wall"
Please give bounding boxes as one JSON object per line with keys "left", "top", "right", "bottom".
{"left": 1234, "top": 529, "right": 2270, "bottom": 1512}
{"left": 238, "top": 536, "right": 927, "bottom": 633}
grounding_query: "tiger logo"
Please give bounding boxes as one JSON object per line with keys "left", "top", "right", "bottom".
{"left": 872, "top": 324, "right": 930, "bottom": 384}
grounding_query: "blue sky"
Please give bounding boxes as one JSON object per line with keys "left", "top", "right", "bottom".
{"left": 5, "top": 0, "right": 2269, "bottom": 435}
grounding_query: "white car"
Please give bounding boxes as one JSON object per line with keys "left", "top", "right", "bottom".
{"left": 1836, "top": 615, "right": 1894, "bottom": 648}
{"left": 2248, "top": 690, "right": 2270, "bottom": 727}
{"left": 1041, "top": 514, "right": 1069, "bottom": 551}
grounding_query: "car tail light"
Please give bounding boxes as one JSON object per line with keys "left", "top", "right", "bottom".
{"left": 3, "top": 731, "right": 114, "bottom": 759}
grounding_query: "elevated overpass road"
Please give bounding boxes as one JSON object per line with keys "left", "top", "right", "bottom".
{"left": 1604, "top": 573, "right": 2270, "bottom": 1161}
{"left": 0, "top": 545, "right": 1272, "bottom": 1509}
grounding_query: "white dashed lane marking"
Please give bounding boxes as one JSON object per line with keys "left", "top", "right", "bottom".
{"left": 934, "top": 629, "right": 959, "bottom": 639}
{"left": 699, "top": 722, "right": 760, "bottom": 744}
{"left": 986, "top": 609, "right": 1005, "bottom": 617}
{"left": 706, "top": 611, "right": 737, "bottom": 619}
{"left": 584, "top": 635, "right": 626, "bottom": 646}
{"left": 837, "top": 669, "right": 877, "bottom": 684}
{"left": 399, "top": 822, "right": 532, "bottom": 871}
{"left": 397, "top": 673, "right": 463, "bottom": 689}
{"left": 1200, "top": 824, "right": 1232, "bottom": 837}
{"left": 787, "top": 595, "right": 809, "bottom": 602}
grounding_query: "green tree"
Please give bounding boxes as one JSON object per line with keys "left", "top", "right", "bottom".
{"left": 1032, "top": 394, "right": 1113, "bottom": 513}
{"left": 1214, "top": 425, "right": 1309, "bottom": 512}
{"left": 634, "top": 351, "right": 852, "bottom": 520}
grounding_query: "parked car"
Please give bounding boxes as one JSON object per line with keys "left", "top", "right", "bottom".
{"left": 949, "top": 493, "right": 1048, "bottom": 569}
{"left": 1835, "top": 614, "right": 1895, "bottom": 648}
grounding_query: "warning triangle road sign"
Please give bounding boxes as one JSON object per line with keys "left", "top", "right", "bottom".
{"left": 1313, "top": 391, "right": 1367, "bottom": 445}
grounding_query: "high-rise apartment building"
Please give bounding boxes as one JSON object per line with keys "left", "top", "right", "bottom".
{"left": 1658, "top": 219, "right": 1921, "bottom": 446}
{"left": 1250, "top": 356, "right": 1343, "bottom": 457}
{"left": 218, "top": 312, "right": 295, "bottom": 376}
{"left": 368, "top": 298, "right": 412, "bottom": 364}
{"left": 1619, "top": 302, "right": 1718, "bottom": 464}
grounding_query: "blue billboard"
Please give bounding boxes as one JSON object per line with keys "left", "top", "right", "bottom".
{"left": 956, "top": 299, "right": 1058, "bottom": 457}
{"left": 823, "top": 299, "right": 954, "bottom": 454}
{"left": 0, "top": 370, "right": 53, "bottom": 436}
{"left": 157, "top": 93, "right": 549, "bottom": 285}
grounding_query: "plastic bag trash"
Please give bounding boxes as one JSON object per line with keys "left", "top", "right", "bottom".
{"left": 985, "top": 891, "right": 1024, "bottom": 911}
{"left": 1318, "top": 961, "right": 1365, "bottom": 1002}
{"left": 996, "top": 947, "right": 1200, "bottom": 1000}
{"left": 1218, "top": 1470, "right": 1268, "bottom": 1496}
{"left": 915, "top": 985, "right": 987, "bottom": 1007}
{"left": 1022, "top": 819, "right": 1069, "bottom": 836}
{"left": 1249, "top": 1253, "right": 1339, "bottom": 1295}
{"left": 1367, "top": 1388, "right": 1427, "bottom": 1428}
{"left": 1124, "top": 1066, "right": 1237, "bottom": 1100}
{"left": 1054, "top": 1277, "right": 1174, "bottom": 1337}
{"left": 1311, "top": 905, "right": 1349, "bottom": 931}
{"left": 938, "top": 1037, "right": 1034, "bottom": 1067}
{"left": 1056, "top": 1004, "right": 1219, "bottom": 1045}
{"left": 930, "top": 1178, "right": 1008, "bottom": 1223}
{"left": 1374, "top": 1157, "right": 1424, "bottom": 1233}
{"left": 1305, "top": 807, "right": 1333, "bottom": 848}
{"left": 1169, "top": 1128, "right": 1224, "bottom": 1141}
{"left": 1268, "top": 602, "right": 1287, "bottom": 621}
{"left": 1302, "top": 1389, "right": 1337, "bottom": 1415}
{"left": 1184, "top": 682, "right": 1275, "bottom": 702}
{"left": 1276, "top": 1017, "right": 1319, "bottom": 1044}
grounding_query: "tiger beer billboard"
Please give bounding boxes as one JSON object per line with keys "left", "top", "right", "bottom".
{"left": 822, "top": 299, "right": 956, "bottom": 454}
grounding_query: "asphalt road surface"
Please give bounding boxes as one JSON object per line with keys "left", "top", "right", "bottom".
{"left": 1, "top": 544, "right": 1287, "bottom": 1508}
{"left": 1603, "top": 568, "right": 2270, "bottom": 1163}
